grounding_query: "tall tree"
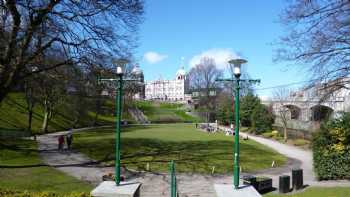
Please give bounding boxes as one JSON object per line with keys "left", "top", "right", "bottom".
{"left": 0, "top": 0, "right": 144, "bottom": 103}
{"left": 276, "top": 0, "right": 350, "bottom": 92}
{"left": 188, "top": 57, "right": 223, "bottom": 121}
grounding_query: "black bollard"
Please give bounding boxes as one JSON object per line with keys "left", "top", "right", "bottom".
{"left": 279, "top": 175, "right": 290, "bottom": 193}
{"left": 292, "top": 169, "right": 303, "bottom": 190}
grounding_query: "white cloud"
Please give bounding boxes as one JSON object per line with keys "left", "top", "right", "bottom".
{"left": 143, "top": 51, "right": 168, "bottom": 64}
{"left": 189, "top": 48, "right": 240, "bottom": 69}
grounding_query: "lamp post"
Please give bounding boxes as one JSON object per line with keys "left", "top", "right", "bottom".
{"left": 229, "top": 58, "right": 246, "bottom": 189}
{"left": 216, "top": 58, "right": 260, "bottom": 190}
{"left": 98, "top": 58, "right": 130, "bottom": 186}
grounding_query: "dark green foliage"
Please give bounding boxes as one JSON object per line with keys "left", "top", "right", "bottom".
{"left": 240, "top": 93, "right": 260, "bottom": 127}
{"left": 251, "top": 104, "right": 274, "bottom": 134}
{"left": 312, "top": 113, "right": 350, "bottom": 180}
{"left": 216, "top": 93, "right": 274, "bottom": 131}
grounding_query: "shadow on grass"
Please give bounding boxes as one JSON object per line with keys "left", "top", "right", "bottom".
{"left": 75, "top": 137, "right": 283, "bottom": 173}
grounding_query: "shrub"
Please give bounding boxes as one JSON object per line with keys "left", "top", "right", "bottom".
{"left": 312, "top": 112, "right": 350, "bottom": 180}
{"left": 293, "top": 139, "right": 310, "bottom": 146}
{"left": 262, "top": 132, "right": 274, "bottom": 138}
{"left": 251, "top": 104, "right": 274, "bottom": 134}
{"left": 0, "top": 189, "right": 90, "bottom": 197}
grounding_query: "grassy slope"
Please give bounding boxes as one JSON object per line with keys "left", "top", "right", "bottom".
{"left": 0, "top": 138, "right": 92, "bottom": 194}
{"left": 135, "top": 101, "right": 200, "bottom": 123}
{"left": 264, "top": 187, "right": 350, "bottom": 197}
{"left": 0, "top": 93, "right": 122, "bottom": 134}
{"left": 74, "top": 124, "right": 286, "bottom": 173}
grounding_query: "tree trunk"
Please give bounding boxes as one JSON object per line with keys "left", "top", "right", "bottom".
{"left": 42, "top": 110, "right": 49, "bottom": 133}
{"left": 0, "top": 88, "right": 9, "bottom": 103}
{"left": 42, "top": 100, "right": 49, "bottom": 133}
{"left": 27, "top": 109, "right": 33, "bottom": 134}
{"left": 93, "top": 96, "right": 102, "bottom": 126}
{"left": 283, "top": 126, "right": 288, "bottom": 142}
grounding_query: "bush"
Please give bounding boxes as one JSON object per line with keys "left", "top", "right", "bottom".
{"left": 0, "top": 189, "right": 90, "bottom": 197}
{"left": 262, "top": 132, "right": 274, "bottom": 138}
{"left": 312, "top": 112, "right": 350, "bottom": 180}
{"left": 251, "top": 104, "right": 274, "bottom": 134}
{"left": 293, "top": 139, "right": 310, "bottom": 146}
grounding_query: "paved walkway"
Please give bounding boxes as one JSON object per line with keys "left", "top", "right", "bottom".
{"left": 238, "top": 132, "right": 350, "bottom": 188}
{"left": 36, "top": 126, "right": 350, "bottom": 197}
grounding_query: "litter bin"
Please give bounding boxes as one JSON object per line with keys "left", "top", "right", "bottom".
{"left": 279, "top": 175, "right": 290, "bottom": 193}
{"left": 292, "top": 169, "right": 303, "bottom": 190}
{"left": 243, "top": 175, "right": 257, "bottom": 189}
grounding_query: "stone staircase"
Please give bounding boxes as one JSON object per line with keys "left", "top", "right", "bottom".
{"left": 128, "top": 107, "right": 150, "bottom": 124}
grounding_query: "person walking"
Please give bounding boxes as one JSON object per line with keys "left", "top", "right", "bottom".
{"left": 58, "top": 135, "right": 65, "bottom": 152}
{"left": 66, "top": 129, "right": 73, "bottom": 151}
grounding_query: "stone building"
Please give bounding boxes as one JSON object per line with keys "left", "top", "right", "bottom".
{"left": 131, "top": 65, "right": 145, "bottom": 100}
{"left": 145, "top": 67, "right": 191, "bottom": 102}
{"left": 263, "top": 78, "right": 350, "bottom": 135}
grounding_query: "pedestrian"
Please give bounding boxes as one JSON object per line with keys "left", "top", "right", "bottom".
{"left": 58, "top": 135, "right": 65, "bottom": 152}
{"left": 66, "top": 129, "right": 73, "bottom": 151}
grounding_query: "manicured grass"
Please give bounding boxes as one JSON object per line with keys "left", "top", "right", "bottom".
{"left": 0, "top": 138, "right": 92, "bottom": 194}
{"left": 135, "top": 101, "right": 200, "bottom": 123}
{"left": 74, "top": 124, "right": 286, "bottom": 173}
{"left": 264, "top": 187, "right": 350, "bottom": 197}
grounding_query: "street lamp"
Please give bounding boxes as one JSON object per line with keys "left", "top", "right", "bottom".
{"left": 229, "top": 58, "right": 246, "bottom": 189}
{"left": 216, "top": 58, "right": 260, "bottom": 191}
{"left": 99, "top": 58, "right": 130, "bottom": 186}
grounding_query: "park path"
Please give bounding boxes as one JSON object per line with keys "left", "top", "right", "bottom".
{"left": 238, "top": 131, "right": 350, "bottom": 187}
{"left": 36, "top": 126, "right": 350, "bottom": 197}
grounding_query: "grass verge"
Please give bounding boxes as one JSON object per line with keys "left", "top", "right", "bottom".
{"left": 264, "top": 187, "right": 350, "bottom": 197}
{"left": 0, "top": 138, "right": 92, "bottom": 194}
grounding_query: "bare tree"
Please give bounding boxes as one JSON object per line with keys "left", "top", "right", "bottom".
{"left": 276, "top": 0, "right": 350, "bottom": 93}
{"left": 0, "top": 0, "right": 144, "bottom": 103}
{"left": 24, "top": 76, "right": 38, "bottom": 135}
{"left": 273, "top": 88, "right": 291, "bottom": 142}
{"left": 188, "top": 57, "right": 223, "bottom": 121}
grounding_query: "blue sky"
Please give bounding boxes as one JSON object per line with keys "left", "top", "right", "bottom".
{"left": 135, "top": 0, "right": 308, "bottom": 98}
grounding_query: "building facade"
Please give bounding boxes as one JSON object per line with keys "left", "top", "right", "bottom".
{"left": 263, "top": 78, "right": 350, "bottom": 134}
{"left": 145, "top": 67, "right": 190, "bottom": 102}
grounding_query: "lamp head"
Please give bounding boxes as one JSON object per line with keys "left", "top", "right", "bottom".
{"left": 113, "top": 58, "right": 129, "bottom": 75}
{"left": 228, "top": 58, "right": 247, "bottom": 79}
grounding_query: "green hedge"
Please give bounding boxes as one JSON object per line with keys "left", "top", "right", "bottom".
{"left": 0, "top": 189, "right": 90, "bottom": 197}
{"left": 312, "top": 113, "right": 350, "bottom": 180}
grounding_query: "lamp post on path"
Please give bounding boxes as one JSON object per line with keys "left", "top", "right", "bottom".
{"left": 98, "top": 59, "right": 141, "bottom": 186}
{"left": 217, "top": 58, "right": 260, "bottom": 189}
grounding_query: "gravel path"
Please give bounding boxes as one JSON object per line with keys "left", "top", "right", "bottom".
{"left": 36, "top": 127, "right": 350, "bottom": 197}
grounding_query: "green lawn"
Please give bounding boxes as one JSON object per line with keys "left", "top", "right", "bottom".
{"left": 74, "top": 124, "right": 286, "bottom": 173}
{"left": 0, "top": 138, "right": 92, "bottom": 194}
{"left": 264, "top": 187, "right": 350, "bottom": 197}
{"left": 135, "top": 101, "right": 200, "bottom": 123}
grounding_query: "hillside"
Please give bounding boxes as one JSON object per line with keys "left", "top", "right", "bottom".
{"left": 134, "top": 101, "right": 200, "bottom": 123}
{"left": 0, "top": 93, "right": 123, "bottom": 135}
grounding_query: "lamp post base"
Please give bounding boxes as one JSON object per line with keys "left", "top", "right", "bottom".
{"left": 214, "top": 184, "right": 261, "bottom": 197}
{"left": 91, "top": 181, "right": 141, "bottom": 197}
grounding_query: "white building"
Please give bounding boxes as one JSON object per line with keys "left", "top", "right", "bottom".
{"left": 145, "top": 67, "right": 191, "bottom": 102}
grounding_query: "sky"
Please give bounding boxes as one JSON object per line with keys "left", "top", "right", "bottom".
{"left": 134, "top": 0, "right": 308, "bottom": 98}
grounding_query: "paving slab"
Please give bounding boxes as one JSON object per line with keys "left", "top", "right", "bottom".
{"left": 214, "top": 184, "right": 261, "bottom": 197}
{"left": 91, "top": 181, "right": 141, "bottom": 197}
